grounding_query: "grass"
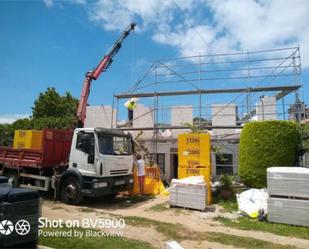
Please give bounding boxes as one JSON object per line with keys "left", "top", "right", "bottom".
{"left": 128, "top": 194, "right": 155, "bottom": 204}
{"left": 79, "top": 207, "right": 95, "bottom": 213}
{"left": 39, "top": 227, "right": 155, "bottom": 249}
{"left": 39, "top": 214, "right": 301, "bottom": 249}
{"left": 212, "top": 193, "right": 238, "bottom": 212}
{"left": 204, "top": 232, "right": 297, "bottom": 249}
{"left": 215, "top": 216, "right": 309, "bottom": 240}
{"left": 124, "top": 216, "right": 297, "bottom": 249}
{"left": 147, "top": 202, "right": 170, "bottom": 212}
{"left": 51, "top": 205, "right": 64, "bottom": 210}
{"left": 217, "top": 198, "right": 238, "bottom": 212}
{"left": 147, "top": 202, "right": 188, "bottom": 215}
{"left": 125, "top": 216, "right": 186, "bottom": 240}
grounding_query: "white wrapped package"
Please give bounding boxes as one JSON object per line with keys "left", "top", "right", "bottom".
{"left": 237, "top": 188, "right": 268, "bottom": 218}
{"left": 165, "top": 241, "right": 184, "bottom": 249}
{"left": 171, "top": 176, "right": 205, "bottom": 186}
{"left": 169, "top": 176, "right": 206, "bottom": 210}
{"left": 267, "top": 167, "right": 309, "bottom": 198}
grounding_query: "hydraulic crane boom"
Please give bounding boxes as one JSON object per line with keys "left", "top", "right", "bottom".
{"left": 77, "top": 23, "right": 136, "bottom": 127}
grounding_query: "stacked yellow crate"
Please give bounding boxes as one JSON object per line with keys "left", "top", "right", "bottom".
{"left": 177, "top": 133, "right": 212, "bottom": 204}
{"left": 13, "top": 130, "right": 43, "bottom": 150}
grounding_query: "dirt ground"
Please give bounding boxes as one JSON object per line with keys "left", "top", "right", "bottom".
{"left": 41, "top": 194, "right": 309, "bottom": 249}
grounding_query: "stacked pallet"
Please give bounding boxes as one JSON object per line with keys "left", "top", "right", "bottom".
{"left": 177, "top": 133, "right": 212, "bottom": 204}
{"left": 169, "top": 176, "right": 207, "bottom": 211}
{"left": 267, "top": 167, "right": 309, "bottom": 227}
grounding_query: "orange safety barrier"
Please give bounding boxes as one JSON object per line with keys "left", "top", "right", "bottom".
{"left": 145, "top": 167, "right": 160, "bottom": 181}
{"left": 130, "top": 166, "right": 165, "bottom": 195}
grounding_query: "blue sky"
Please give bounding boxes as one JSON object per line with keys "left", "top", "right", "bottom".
{"left": 0, "top": 0, "right": 308, "bottom": 123}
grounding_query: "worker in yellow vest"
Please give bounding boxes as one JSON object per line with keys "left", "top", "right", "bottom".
{"left": 124, "top": 98, "right": 138, "bottom": 125}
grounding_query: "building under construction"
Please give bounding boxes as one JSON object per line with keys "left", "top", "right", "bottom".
{"left": 85, "top": 46, "right": 305, "bottom": 181}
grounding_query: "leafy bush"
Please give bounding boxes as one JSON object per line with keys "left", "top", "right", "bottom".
{"left": 239, "top": 121, "right": 299, "bottom": 188}
{"left": 220, "top": 174, "right": 233, "bottom": 191}
{"left": 297, "top": 123, "right": 309, "bottom": 163}
{"left": 0, "top": 123, "right": 14, "bottom": 146}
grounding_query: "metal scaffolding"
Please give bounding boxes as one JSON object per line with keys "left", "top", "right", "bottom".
{"left": 110, "top": 46, "right": 306, "bottom": 176}
{"left": 115, "top": 85, "right": 301, "bottom": 99}
{"left": 113, "top": 46, "right": 303, "bottom": 129}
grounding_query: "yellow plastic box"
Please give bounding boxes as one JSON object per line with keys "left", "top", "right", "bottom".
{"left": 178, "top": 133, "right": 211, "bottom": 167}
{"left": 178, "top": 165, "right": 211, "bottom": 182}
{"left": 178, "top": 155, "right": 211, "bottom": 167}
{"left": 13, "top": 130, "right": 43, "bottom": 150}
{"left": 178, "top": 133, "right": 210, "bottom": 149}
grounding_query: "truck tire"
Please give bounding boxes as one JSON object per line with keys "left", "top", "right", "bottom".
{"left": 61, "top": 176, "right": 83, "bottom": 205}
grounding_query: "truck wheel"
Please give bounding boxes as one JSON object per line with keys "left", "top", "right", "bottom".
{"left": 61, "top": 176, "right": 83, "bottom": 205}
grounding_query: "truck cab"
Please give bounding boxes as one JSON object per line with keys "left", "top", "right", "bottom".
{"left": 60, "top": 128, "right": 134, "bottom": 204}
{"left": 0, "top": 128, "right": 134, "bottom": 205}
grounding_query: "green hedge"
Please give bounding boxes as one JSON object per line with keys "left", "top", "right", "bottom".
{"left": 239, "top": 121, "right": 299, "bottom": 188}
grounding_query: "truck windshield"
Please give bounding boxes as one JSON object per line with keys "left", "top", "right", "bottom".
{"left": 98, "top": 135, "right": 133, "bottom": 155}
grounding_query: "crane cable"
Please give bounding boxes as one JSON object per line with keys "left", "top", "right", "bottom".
{"left": 130, "top": 25, "right": 136, "bottom": 86}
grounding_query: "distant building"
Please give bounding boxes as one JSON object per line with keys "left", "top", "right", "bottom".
{"left": 288, "top": 93, "right": 309, "bottom": 121}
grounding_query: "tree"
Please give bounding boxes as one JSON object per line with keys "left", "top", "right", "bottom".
{"left": 193, "top": 117, "right": 211, "bottom": 125}
{"left": 32, "top": 87, "right": 78, "bottom": 118}
{"left": 0, "top": 123, "right": 14, "bottom": 146}
{"left": 30, "top": 87, "right": 79, "bottom": 129}
{"left": 0, "top": 88, "right": 79, "bottom": 146}
{"left": 61, "top": 92, "right": 79, "bottom": 117}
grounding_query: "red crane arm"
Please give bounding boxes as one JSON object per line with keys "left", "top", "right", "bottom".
{"left": 76, "top": 23, "right": 136, "bottom": 127}
{"left": 76, "top": 72, "right": 93, "bottom": 126}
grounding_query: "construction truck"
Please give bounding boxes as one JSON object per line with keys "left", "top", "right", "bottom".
{"left": 0, "top": 23, "right": 136, "bottom": 205}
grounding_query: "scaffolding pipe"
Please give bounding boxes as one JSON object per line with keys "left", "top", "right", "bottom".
{"left": 115, "top": 85, "right": 301, "bottom": 99}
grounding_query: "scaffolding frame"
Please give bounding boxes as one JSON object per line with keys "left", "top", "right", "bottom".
{"left": 108, "top": 46, "right": 306, "bottom": 175}
{"left": 111, "top": 47, "right": 303, "bottom": 165}
{"left": 113, "top": 46, "right": 302, "bottom": 129}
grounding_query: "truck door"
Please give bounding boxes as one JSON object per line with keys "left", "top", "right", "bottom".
{"left": 97, "top": 135, "right": 133, "bottom": 177}
{"left": 70, "top": 132, "right": 96, "bottom": 176}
